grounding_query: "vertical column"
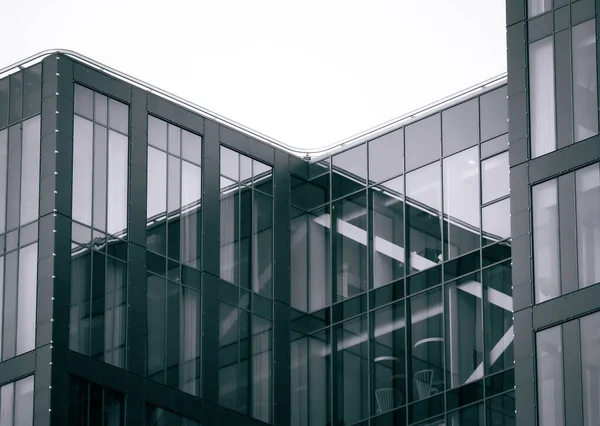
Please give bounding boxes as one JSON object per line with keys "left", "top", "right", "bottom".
{"left": 513, "top": 309, "right": 535, "bottom": 426}
{"left": 35, "top": 53, "right": 75, "bottom": 426}
{"left": 202, "top": 119, "right": 220, "bottom": 421}
{"left": 273, "top": 150, "right": 291, "bottom": 425}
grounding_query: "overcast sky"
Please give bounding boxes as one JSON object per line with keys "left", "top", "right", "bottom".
{"left": 0, "top": 0, "right": 506, "bottom": 150}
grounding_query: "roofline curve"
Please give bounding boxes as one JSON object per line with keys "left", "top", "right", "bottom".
{"left": 0, "top": 49, "right": 507, "bottom": 158}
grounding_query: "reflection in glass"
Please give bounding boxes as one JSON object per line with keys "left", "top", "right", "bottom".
{"left": 93, "top": 125, "right": 108, "bottom": 231}
{"left": 73, "top": 116, "right": 94, "bottom": 226}
{"left": 147, "top": 274, "right": 166, "bottom": 382}
{"left": 108, "top": 98, "right": 128, "bottom": 135}
{"left": 483, "top": 261, "right": 513, "bottom": 374}
{"left": 406, "top": 162, "right": 442, "bottom": 272}
{"left": 0, "top": 377, "right": 14, "bottom": 425}
{"left": 372, "top": 177, "right": 405, "bottom": 287}
{"left": 369, "top": 129, "right": 404, "bottom": 183}
{"left": 181, "top": 161, "right": 202, "bottom": 269}
{"left": 14, "top": 375, "right": 34, "bottom": 426}
{"left": 2, "top": 252, "right": 17, "bottom": 360}
{"left": 291, "top": 329, "right": 330, "bottom": 426}
{"left": 290, "top": 207, "right": 331, "bottom": 312}
{"left": 20, "top": 116, "right": 40, "bottom": 225}
{"left": 22, "top": 65, "right": 41, "bottom": 119}
{"left": 220, "top": 179, "right": 240, "bottom": 285}
{"left": 482, "top": 152, "right": 509, "bottom": 204}
{"left": 332, "top": 144, "right": 366, "bottom": 200}
{"left": 107, "top": 131, "right": 128, "bottom": 236}
{"left": 486, "top": 392, "right": 515, "bottom": 426}
{"left": 442, "top": 99, "right": 478, "bottom": 156}
{"left": 334, "top": 192, "right": 368, "bottom": 300}
{"left": 481, "top": 134, "right": 508, "bottom": 159}
{"left": 0, "top": 130, "right": 7, "bottom": 234}
{"left": 253, "top": 316, "right": 272, "bottom": 423}
{"left": 530, "top": 37, "right": 556, "bottom": 158}
{"left": 372, "top": 301, "right": 406, "bottom": 415}
{"left": 69, "top": 376, "right": 125, "bottom": 426}
{"left": 536, "top": 325, "right": 564, "bottom": 426}
{"left": 576, "top": 163, "right": 600, "bottom": 288}
{"left": 16, "top": 243, "right": 37, "bottom": 356}
{"left": 528, "top": 0, "right": 551, "bottom": 17}
{"left": 0, "top": 78, "right": 7, "bottom": 130}
{"left": 445, "top": 274, "right": 483, "bottom": 388}
{"left": 405, "top": 114, "right": 441, "bottom": 171}
{"left": 336, "top": 315, "right": 368, "bottom": 424}
{"left": 182, "top": 129, "right": 202, "bottom": 165}
{"left": 146, "top": 405, "right": 200, "bottom": 426}
{"left": 443, "top": 147, "right": 480, "bottom": 259}
{"left": 148, "top": 116, "right": 167, "bottom": 150}
{"left": 581, "top": 311, "right": 600, "bottom": 426}
{"left": 572, "top": 19, "right": 598, "bottom": 142}
{"left": 221, "top": 146, "right": 239, "bottom": 181}
{"left": 6, "top": 125, "right": 20, "bottom": 231}
{"left": 447, "top": 403, "right": 483, "bottom": 425}
{"left": 74, "top": 84, "right": 94, "bottom": 119}
{"left": 409, "top": 289, "right": 444, "bottom": 402}
{"left": 533, "top": 179, "right": 560, "bottom": 302}
{"left": 483, "top": 199, "right": 511, "bottom": 244}
{"left": 252, "top": 192, "right": 272, "bottom": 297}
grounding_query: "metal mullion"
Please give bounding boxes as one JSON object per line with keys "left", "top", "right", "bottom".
{"left": 163, "top": 275, "right": 168, "bottom": 385}
{"left": 103, "top": 120, "right": 110, "bottom": 236}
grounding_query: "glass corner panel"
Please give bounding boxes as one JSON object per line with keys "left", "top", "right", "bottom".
{"left": 529, "top": 36, "right": 556, "bottom": 158}
{"left": 532, "top": 179, "right": 560, "bottom": 302}
{"left": 536, "top": 325, "right": 565, "bottom": 426}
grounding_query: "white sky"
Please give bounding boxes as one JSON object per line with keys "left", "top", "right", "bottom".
{"left": 0, "top": 0, "right": 506, "bottom": 150}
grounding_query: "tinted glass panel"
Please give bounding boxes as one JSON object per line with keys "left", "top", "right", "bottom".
{"left": 530, "top": 37, "right": 556, "bottom": 158}
{"left": 409, "top": 288, "right": 444, "bottom": 402}
{"left": 0, "top": 130, "right": 7, "bottom": 233}
{"left": 405, "top": 114, "right": 441, "bottom": 170}
{"left": 20, "top": 116, "right": 40, "bottom": 225}
{"left": 107, "top": 130, "right": 128, "bottom": 236}
{"left": 6, "top": 125, "right": 21, "bottom": 231}
{"left": 443, "top": 147, "right": 480, "bottom": 259}
{"left": 529, "top": 0, "right": 551, "bottom": 17}
{"left": 72, "top": 116, "right": 93, "bottom": 226}
{"left": 369, "top": 129, "right": 404, "bottom": 183}
{"left": 9, "top": 74, "right": 22, "bottom": 125}
{"left": 481, "top": 134, "right": 508, "bottom": 159}
{"left": 148, "top": 116, "right": 167, "bottom": 150}
{"left": 406, "top": 162, "right": 442, "bottom": 272}
{"left": 448, "top": 403, "right": 483, "bottom": 425}
{"left": 536, "top": 325, "right": 564, "bottom": 426}
{"left": 372, "top": 301, "right": 406, "bottom": 415}
{"left": 533, "top": 179, "right": 560, "bottom": 302}
{"left": 108, "top": 98, "right": 128, "bottom": 134}
{"left": 147, "top": 274, "right": 166, "bottom": 382}
{"left": 480, "top": 86, "right": 508, "bottom": 142}
{"left": 482, "top": 152, "right": 509, "bottom": 204}
{"left": 74, "top": 84, "right": 94, "bottom": 119}
{"left": 486, "top": 392, "right": 515, "bottom": 426}
{"left": 332, "top": 144, "right": 366, "bottom": 200}
{"left": 442, "top": 99, "right": 478, "bottom": 156}
{"left": 22, "top": 64, "right": 41, "bottom": 118}
{"left": 253, "top": 192, "right": 272, "bottom": 297}
{"left": 334, "top": 192, "right": 368, "bottom": 300}
{"left": 572, "top": 19, "right": 598, "bottom": 142}
{"left": 581, "top": 311, "right": 600, "bottom": 426}
{"left": 0, "top": 78, "right": 8, "bottom": 129}
{"left": 16, "top": 243, "right": 37, "bottom": 356}
{"left": 182, "top": 129, "right": 202, "bottom": 165}
{"left": 482, "top": 199, "right": 510, "bottom": 245}
{"left": 253, "top": 316, "right": 272, "bottom": 422}
{"left": 372, "top": 177, "right": 405, "bottom": 287}
{"left": 576, "top": 163, "right": 600, "bottom": 288}
{"left": 14, "top": 375, "right": 34, "bottom": 426}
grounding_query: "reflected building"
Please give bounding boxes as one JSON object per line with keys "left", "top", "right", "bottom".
{"left": 0, "top": 3, "right": 598, "bottom": 422}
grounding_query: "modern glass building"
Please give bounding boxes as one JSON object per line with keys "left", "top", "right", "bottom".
{"left": 0, "top": 1, "right": 597, "bottom": 424}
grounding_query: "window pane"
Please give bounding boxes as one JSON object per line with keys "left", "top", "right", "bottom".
{"left": 442, "top": 99, "right": 479, "bottom": 156}
{"left": 448, "top": 403, "right": 484, "bottom": 425}
{"left": 573, "top": 19, "right": 598, "bottom": 142}
{"left": 16, "top": 243, "right": 37, "bottom": 356}
{"left": 19, "top": 115, "right": 39, "bottom": 225}
{"left": 179, "top": 287, "right": 201, "bottom": 396}
{"left": 93, "top": 92, "right": 107, "bottom": 126}
{"left": 6, "top": 124, "right": 21, "bottom": 231}
{"left": 536, "top": 325, "right": 564, "bottom": 426}
{"left": 70, "top": 247, "right": 91, "bottom": 355}
{"left": 182, "top": 129, "right": 202, "bottom": 165}
{"left": 0, "top": 130, "right": 7, "bottom": 234}
{"left": 147, "top": 147, "right": 167, "bottom": 255}
{"left": 8, "top": 74, "right": 22, "bottom": 125}
{"left": 14, "top": 375, "right": 34, "bottom": 426}
{"left": 486, "top": 392, "right": 515, "bottom": 426}
{"left": 406, "top": 162, "right": 442, "bottom": 271}
{"left": 533, "top": 179, "right": 560, "bottom": 302}
{"left": 445, "top": 274, "right": 483, "bottom": 388}
{"left": 219, "top": 302, "right": 240, "bottom": 411}
{"left": 107, "top": 130, "right": 128, "bottom": 236}
{"left": 221, "top": 146, "right": 239, "bottom": 181}
{"left": 167, "top": 155, "right": 181, "bottom": 214}
{"left": 108, "top": 98, "right": 128, "bottom": 135}
{"left": 482, "top": 199, "right": 511, "bottom": 245}
{"left": 2, "top": 251, "right": 17, "bottom": 360}
{"left": 181, "top": 161, "right": 201, "bottom": 269}
{"left": 369, "top": 129, "right": 403, "bottom": 183}
{"left": 530, "top": 37, "right": 556, "bottom": 158}
{"left": 576, "top": 163, "right": 600, "bottom": 288}
{"left": 22, "top": 64, "right": 41, "bottom": 119}
{"left": 104, "top": 258, "right": 127, "bottom": 368}
{"left": 581, "top": 311, "right": 600, "bottom": 426}
{"left": 334, "top": 192, "right": 368, "bottom": 300}
{"left": 372, "top": 301, "right": 406, "bottom": 415}
{"left": 0, "top": 78, "right": 8, "bottom": 130}
{"left": 74, "top": 84, "right": 93, "bottom": 119}
{"left": 409, "top": 288, "right": 444, "bottom": 402}
{"left": 73, "top": 116, "right": 94, "bottom": 226}
{"left": 168, "top": 123, "right": 180, "bottom": 156}
{"left": 482, "top": 152, "right": 509, "bottom": 204}
{"left": 332, "top": 144, "right": 367, "bottom": 200}
{"left": 253, "top": 316, "right": 272, "bottom": 423}
{"left": 0, "top": 381, "right": 14, "bottom": 425}
{"left": 481, "top": 134, "right": 508, "bottom": 159}
{"left": 253, "top": 192, "right": 272, "bottom": 298}
{"left": 93, "top": 124, "right": 107, "bottom": 231}
{"left": 443, "top": 147, "right": 480, "bottom": 259}
{"left": 336, "top": 315, "right": 368, "bottom": 424}
{"left": 148, "top": 116, "right": 167, "bottom": 150}
{"left": 372, "top": 177, "right": 405, "bottom": 287}
{"left": 528, "top": 0, "right": 552, "bottom": 17}
{"left": 220, "top": 182, "right": 239, "bottom": 284}
{"left": 405, "top": 114, "right": 441, "bottom": 170}
{"left": 147, "top": 274, "right": 166, "bottom": 382}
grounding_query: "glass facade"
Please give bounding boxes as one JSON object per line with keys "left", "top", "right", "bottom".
{"left": 0, "top": 375, "right": 34, "bottom": 426}
{"left": 68, "top": 375, "right": 124, "bottom": 425}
